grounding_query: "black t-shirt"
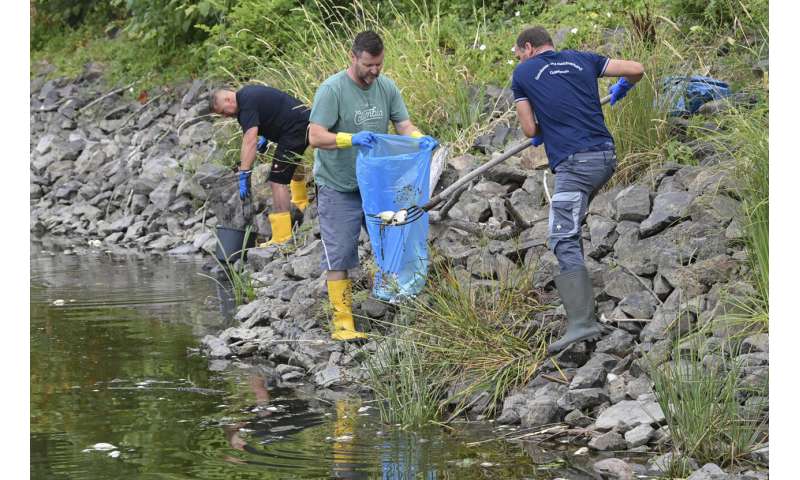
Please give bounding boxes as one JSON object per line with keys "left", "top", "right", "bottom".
{"left": 236, "top": 85, "right": 310, "bottom": 142}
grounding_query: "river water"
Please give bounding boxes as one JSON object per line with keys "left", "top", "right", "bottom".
{"left": 30, "top": 240, "right": 602, "bottom": 479}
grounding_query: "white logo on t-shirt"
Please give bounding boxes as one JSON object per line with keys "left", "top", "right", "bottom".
{"left": 535, "top": 61, "right": 583, "bottom": 80}
{"left": 354, "top": 106, "right": 384, "bottom": 126}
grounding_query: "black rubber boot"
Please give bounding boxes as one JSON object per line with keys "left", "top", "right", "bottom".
{"left": 547, "top": 267, "right": 603, "bottom": 354}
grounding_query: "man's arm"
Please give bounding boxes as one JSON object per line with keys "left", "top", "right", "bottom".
{"left": 603, "top": 59, "right": 645, "bottom": 84}
{"left": 393, "top": 119, "right": 420, "bottom": 136}
{"left": 240, "top": 127, "right": 259, "bottom": 170}
{"left": 308, "top": 123, "right": 339, "bottom": 150}
{"left": 514, "top": 100, "right": 540, "bottom": 138}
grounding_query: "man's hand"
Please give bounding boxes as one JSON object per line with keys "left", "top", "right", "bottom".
{"left": 351, "top": 131, "right": 377, "bottom": 148}
{"left": 238, "top": 170, "right": 251, "bottom": 200}
{"left": 257, "top": 136, "right": 268, "bottom": 154}
{"left": 531, "top": 135, "right": 544, "bottom": 147}
{"left": 609, "top": 78, "right": 635, "bottom": 105}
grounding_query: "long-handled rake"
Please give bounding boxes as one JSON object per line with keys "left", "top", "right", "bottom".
{"left": 367, "top": 94, "right": 612, "bottom": 227}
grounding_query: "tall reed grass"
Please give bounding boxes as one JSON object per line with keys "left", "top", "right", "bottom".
{"left": 365, "top": 257, "right": 550, "bottom": 426}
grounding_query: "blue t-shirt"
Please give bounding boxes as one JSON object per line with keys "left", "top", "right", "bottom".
{"left": 511, "top": 50, "right": 614, "bottom": 170}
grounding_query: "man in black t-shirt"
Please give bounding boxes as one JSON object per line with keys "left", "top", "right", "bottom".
{"left": 211, "top": 85, "right": 311, "bottom": 245}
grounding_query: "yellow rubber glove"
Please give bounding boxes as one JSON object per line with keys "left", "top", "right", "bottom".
{"left": 335, "top": 132, "right": 353, "bottom": 148}
{"left": 410, "top": 131, "right": 424, "bottom": 139}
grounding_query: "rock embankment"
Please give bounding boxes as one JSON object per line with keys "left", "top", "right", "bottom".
{"left": 30, "top": 63, "right": 767, "bottom": 478}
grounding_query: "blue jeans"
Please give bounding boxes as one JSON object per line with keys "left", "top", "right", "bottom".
{"left": 549, "top": 149, "right": 617, "bottom": 273}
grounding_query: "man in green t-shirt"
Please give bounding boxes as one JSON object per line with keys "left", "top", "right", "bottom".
{"left": 308, "top": 30, "right": 436, "bottom": 341}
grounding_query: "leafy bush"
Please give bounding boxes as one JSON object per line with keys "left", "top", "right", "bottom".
{"left": 113, "top": 0, "right": 233, "bottom": 53}
{"left": 31, "top": 0, "right": 122, "bottom": 50}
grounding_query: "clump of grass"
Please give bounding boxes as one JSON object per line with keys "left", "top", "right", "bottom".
{"left": 649, "top": 339, "right": 767, "bottom": 468}
{"left": 603, "top": 28, "right": 674, "bottom": 185}
{"left": 365, "top": 256, "right": 551, "bottom": 425}
{"left": 364, "top": 336, "right": 447, "bottom": 427}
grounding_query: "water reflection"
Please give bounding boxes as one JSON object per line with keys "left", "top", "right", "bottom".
{"left": 31, "top": 241, "right": 602, "bottom": 479}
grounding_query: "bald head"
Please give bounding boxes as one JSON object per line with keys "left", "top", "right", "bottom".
{"left": 210, "top": 89, "right": 238, "bottom": 117}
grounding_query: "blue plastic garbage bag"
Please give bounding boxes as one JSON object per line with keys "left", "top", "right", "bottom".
{"left": 659, "top": 75, "right": 732, "bottom": 116}
{"left": 356, "top": 134, "right": 434, "bottom": 302}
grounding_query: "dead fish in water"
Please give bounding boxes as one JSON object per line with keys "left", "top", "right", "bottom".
{"left": 108, "top": 386, "right": 226, "bottom": 396}
{"left": 173, "top": 387, "right": 226, "bottom": 396}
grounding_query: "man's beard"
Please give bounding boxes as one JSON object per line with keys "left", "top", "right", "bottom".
{"left": 359, "top": 70, "right": 378, "bottom": 84}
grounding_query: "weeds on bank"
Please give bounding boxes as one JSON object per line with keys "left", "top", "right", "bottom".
{"left": 365, "top": 257, "right": 551, "bottom": 426}
{"left": 649, "top": 339, "right": 767, "bottom": 469}
{"left": 217, "top": 0, "right": 502, "bottom": 154}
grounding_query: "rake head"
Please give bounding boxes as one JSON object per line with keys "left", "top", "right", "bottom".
{"left": 365, "top": 205, "right": 426, "bottom": 227}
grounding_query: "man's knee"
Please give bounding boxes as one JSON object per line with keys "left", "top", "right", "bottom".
{"left": 549, "top": 190, "right": 587, "bottom": 272}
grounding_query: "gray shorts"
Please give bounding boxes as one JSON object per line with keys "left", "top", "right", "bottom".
{"left": 317, "top": 185, "right": 364, "bottom": 271}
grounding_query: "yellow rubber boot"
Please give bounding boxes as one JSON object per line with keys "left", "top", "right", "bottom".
{"left": 290, "top": 179, "right": 309, "bottom": 212}
{"left": 327, "top": 279, "right": 367, "bottom": 341}
{"left": 259, "top": 212, "right": 292, "bottom": 247}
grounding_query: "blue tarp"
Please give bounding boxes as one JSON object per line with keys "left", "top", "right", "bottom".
{"left": 659, "top": 75, "right": 732, "bottom": 116}
{"left": 356, "top": 134, "right": 434, "bottom": 303}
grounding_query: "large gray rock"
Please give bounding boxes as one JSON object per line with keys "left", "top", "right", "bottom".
{"left": 615, "top": 220, "right": 728, "bottom": 276}
{"left": 639, "top": 191, "right": 694, "bottom": 237}
{"left": 557, "top": 388, "right": 609, "bottom": 410}
{"left": 148, "top": 178, "right": 178, "bottom": 212}
{"left": 570, "top": 353, "right": 618, "bottom": 389}
{"left": 179, "top": 120, "right": 214, "bottom": 146}
{"left": 596, "top": 329, "right": 636, "bottom": 357}
{"left": 603, "top": 268, "right": 649, "bottom": 300}
{"left": 588, "top": 430, "right": 627, "bottom": 451}
{"left": 201, "top": 335, "right": 232, "bottom": 358}
{"left": 686, "top": 463, "right": 727, "bottom": 480}
{"left": 594, "top": 399, "right": 665, "bottom": 432}
{"left": 624, "top": 423, "right": 653, "bottom": 448}
{"left": 741, "top": 333, "right": 769, "bottom": 353}
{"left": 449, "top": 189, "right": 490, "bottom": 223}
{"left": 314, "top": 365, "right": 344, "bottom": 388}
{"left": 587, "top": 215, "right": 618, "bottom": 259}
{"left": 618, "top": 291, "right": 658, "bottom": 319}
{"left": 465, "top": 251, "right": 515, "bottom": 279}
{"left": 593, "top": 458, "right": 634, "bottom": 480}
{"left": 614, "top": 185, "right": 651, "bottom": 222}
{"left": 509, "top": 188, "right": 548, "bottom": 225}
{"left": 176, "top": 173, "right": 207, "bottom": 200}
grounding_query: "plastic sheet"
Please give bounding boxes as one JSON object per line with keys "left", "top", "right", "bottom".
{"left": 356, "top": 134, "right": 434, "bottom": 302}
{"left": 659, "top": 75, "right": 732, "bottom": 116}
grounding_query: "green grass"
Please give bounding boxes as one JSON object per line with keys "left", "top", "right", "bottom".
{"left": 364, "top": 335, "right": 447, "bottom": 427}
{"left": 649, "top": 339, "right": 767, "bottom": 469}
{"left": 216, "top": 0, "right": 506, "bottom": 155}
{"left": 364, "top": 256, "right": 551, "bottom": 426}
{"left": 31, "top": 21, "right": 204, "bottom": 91}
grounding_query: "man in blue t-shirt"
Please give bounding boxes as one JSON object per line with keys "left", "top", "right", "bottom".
{"left": 511, "top": 26, "right": 644, "bottom": 354}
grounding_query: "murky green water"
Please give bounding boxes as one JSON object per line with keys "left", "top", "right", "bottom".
{"left": 30, "top": 240, "right": 599, "bottom": 479}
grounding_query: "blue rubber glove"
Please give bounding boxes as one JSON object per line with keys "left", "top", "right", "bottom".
{"left": 238, "top": 170, "right": 251, "bottom": 200}
{"left": 609, "top": 78, "right": 635, "bottom": 105}
{"left": 418, "top": 135, "right": 439, "bottom": 151}
{"left": 256, "top": 136, "right": 268, "bottom": 154}
{"left": 351, "top": 131, "right": 377, "bottom": 148}
{"left": 531, "top": 135, "right": 544, "bottom": 147}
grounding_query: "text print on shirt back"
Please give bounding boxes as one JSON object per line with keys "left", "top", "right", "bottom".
{"left": 535, "top": 61, "right": 583, "bottom": 80}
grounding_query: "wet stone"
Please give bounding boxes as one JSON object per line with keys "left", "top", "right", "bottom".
{"left": 588, "top": 430, "right": 626, "bottom": 451}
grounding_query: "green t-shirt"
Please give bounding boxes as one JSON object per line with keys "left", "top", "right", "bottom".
{"left": 310, "top": 70, "right": 410, "bottom": 192}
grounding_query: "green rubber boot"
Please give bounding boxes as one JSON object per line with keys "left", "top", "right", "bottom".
{"left": 548, "top": 268, "right": 603, "bottom": 354}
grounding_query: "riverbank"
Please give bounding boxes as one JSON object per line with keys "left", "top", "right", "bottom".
{"left": 30, "top": 58, "right": 768, "bottom": 478}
